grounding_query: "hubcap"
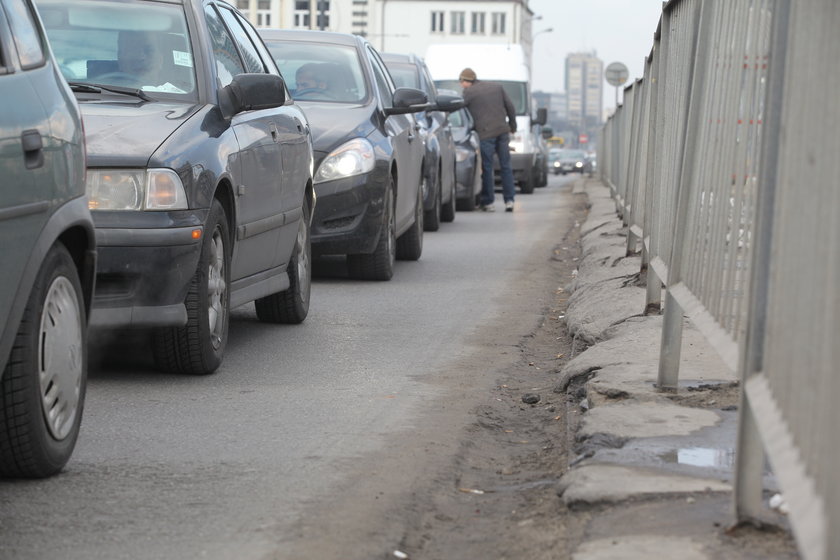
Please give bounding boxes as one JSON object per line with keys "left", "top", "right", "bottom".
{"left": 207, "top": 226, "right": 227, "bottom": 349}
{"left": 39, "top": 276, "right": 83, "bottom": 441}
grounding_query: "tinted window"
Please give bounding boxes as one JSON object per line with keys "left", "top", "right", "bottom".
{"left": 5, "top": 0, "right": 44, "bottom": 68}
{"left": 204, "top": 5, "right": 245, "bottom": 87}
{"left": 233, "top": 10, "right": 278, "bottom": 75}
{"left": 217, "top": 6, "right": 264, "bottom": 73}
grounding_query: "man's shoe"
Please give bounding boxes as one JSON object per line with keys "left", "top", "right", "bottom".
{"left": 480, "top": 204, "right": 496, "bottom": 212}
{"left": 505, "top": 201, "right": 514, "bottom": 212}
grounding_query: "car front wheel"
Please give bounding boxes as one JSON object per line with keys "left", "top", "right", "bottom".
{"left": 256, "top": 197, "right": 312, "bottom": 324}
{"left": 154, "top": 199, "right": 230, "bottom": 375}
{"left": 0, "top": 242, "right": 86, "bottom": 478}
{"left": 396, "top": 177, "right": 424, "bottom": 261}
{"left": 347, "top": 180, "right": 396, "bottom": 281}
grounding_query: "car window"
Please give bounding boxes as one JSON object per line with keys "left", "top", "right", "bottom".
{"left": 4, "top": 0, "right": 45, "bottom": 69}
{"left": 204, "top": 4, "right": 245, "bottom": 88}
{"left": 217, "top": 5, "right": 264, "bottom": 74}
{"left": 37, "top": 0, "right": 196, "bottom": 97}
{"left": 265, "top": 40, "right": 366, "bottom": 103}
{"left": 367, "top": 48, "right": 393, "bottom": 109}
{"left": 385, "top": 62, "right": 418, "bottom": 89}
{"left": 233, "top": 10, "right": 278, "bottom": 76}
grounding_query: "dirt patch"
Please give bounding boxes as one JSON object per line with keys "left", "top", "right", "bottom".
{"left": 668, "top": 382, "right": 741, "bottom": 410}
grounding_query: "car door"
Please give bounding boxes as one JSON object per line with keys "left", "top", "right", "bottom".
{"left": 366, "top": 46, "right": 421, "bottom": 232}
{"left": 420, "top": 62, "right": 456, "bottom": 196}
{"left": 205, "top": 2, "right": 284, "bottom": 278}
{"left": 0, "top": 0, "right": 53, "bottom": 330}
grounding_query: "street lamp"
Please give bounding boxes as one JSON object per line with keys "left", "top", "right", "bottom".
{"left": 534, "top": 27, "right": 554, "bottom": 40}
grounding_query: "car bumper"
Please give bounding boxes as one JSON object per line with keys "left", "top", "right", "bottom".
{"left": 311, "top": 170, "right": 387, "bottom": 256}
{"left": 455, "top": 158, "right": 478, "bottom": 199}
{"left": 90, "top": 218, "right": 204, "bottom": 329}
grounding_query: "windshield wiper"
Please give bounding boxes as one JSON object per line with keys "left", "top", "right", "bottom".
{"left": 68, "top": 82, "right": 152, "bottom": 101}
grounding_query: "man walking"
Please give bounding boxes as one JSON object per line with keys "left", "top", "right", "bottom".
{"left": 459, "top": 67, "right": 517, "bottom": 212}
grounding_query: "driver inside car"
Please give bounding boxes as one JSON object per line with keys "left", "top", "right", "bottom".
{"left": 115, "top": 31, "right": 185, "bottom": 93}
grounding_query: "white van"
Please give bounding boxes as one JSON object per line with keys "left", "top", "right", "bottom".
{"left": 425, "top": 43, "right": 548, "bottom": 193}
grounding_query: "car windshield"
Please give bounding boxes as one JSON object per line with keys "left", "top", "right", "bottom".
{"left": 265, "top": 42, "right": 367, "bottom": 103}
{"left": 384, "top": 62, "right": 418, "bottom": 89}
{"left": 435, "top": 79, "right": 529, "bottom": 115}
{"left": 36, "top": 0, "right": 196, "bottom": 98}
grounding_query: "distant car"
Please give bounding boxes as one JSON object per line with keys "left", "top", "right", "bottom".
{"left": 556, "top": 149, "right": 588, "bottom": 174}
{"left": 0, "top": 0, "right": 96, "bottom": 477}
{"left": 381, "top": 52, "right": 463, "bottom": 230}
{"left": 548, "top": 148, "right": 563, "bottom": 175}
{"left": 38, "top": 0, "right": 316, "bottom": 375}
{"left": 443, "top": 99, "right": 482, "bottom": 211}
{"left": 260, "top": 29, "right": 429, "bottom": 281}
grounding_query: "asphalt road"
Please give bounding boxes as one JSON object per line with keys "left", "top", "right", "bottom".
{"left": 0, "top": 174, "right": 577, "bottom": 560}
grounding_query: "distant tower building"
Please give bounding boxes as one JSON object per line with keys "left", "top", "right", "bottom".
{"left": 565, "top": 51, "right": 603, "bottom": 136}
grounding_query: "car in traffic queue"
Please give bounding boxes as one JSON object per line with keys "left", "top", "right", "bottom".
{"left": 259, "top": 29, "right": 429, "bottom": 281}
{"left": 381, "top": 52, "right": 463, "bottom": 231}
{"left": 556, "top": 148, "right": 589, "bottom": 175}
{"left": 0, "top": 0, "right": 97, "bottom": 477}
{"left": 36, "top": 0, "right": 316, "bottom": 376}
{"left": 438, "top": 91, "right": 482, "bottom": 212}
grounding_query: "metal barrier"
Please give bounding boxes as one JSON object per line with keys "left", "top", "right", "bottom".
{"left": 597, "top": 0, "right": 837, "bottom": 558}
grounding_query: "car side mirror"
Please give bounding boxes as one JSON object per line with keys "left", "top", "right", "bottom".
{"left": 433, "top": 92, "right": 465, "bottom": 112}
{"left": 541, "top": 126, "right": 553, "bottom": 139}
{"left": 385, "top": 87, "right": 429, "bottom": 115}
{"left": 534, "top": 107, "right": 548, "bottom": 126}
{"left": 220, "top": 73, "right": 287, "bottom": 119}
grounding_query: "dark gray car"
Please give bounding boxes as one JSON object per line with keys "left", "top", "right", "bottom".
{"left": 37, "top": 0, "right": 315, "bottom": 375}
{"left": 381, "top": 52, "right": 462, "bottom": 231}
{"left": 0, "top": 0, "right": 96, "bottom": 477}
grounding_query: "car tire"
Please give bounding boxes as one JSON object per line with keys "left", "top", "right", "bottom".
{"left": 440, "top": 167, "right": 456, "bottom": 223}
{"left": 396, "top": 178, "right": 424, "bottom": 261}
{"left": 519, "top": 168, "right": 536, "bottom": 194}
{"left": 0, "top": 242, "right": 86, "bottom": 478}
{"left": 423, "top": 171, "right": 440, "bottom": 232}
{"left": 347, "top": 181, "right": 395, "bottom": 281}
{"left": 255, "top": 197, "right": 312, "bottom": 324}
{"left": 153, "top": 199, "right": 230, "bottom": 375}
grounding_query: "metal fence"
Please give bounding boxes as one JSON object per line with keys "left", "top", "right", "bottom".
{"left": 597, "top": 1, "right": 838, "bottom": 558}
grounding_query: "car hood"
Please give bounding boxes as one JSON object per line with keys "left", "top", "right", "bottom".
{"left": 298, "top": 101, "right": 376, "bottom": 156}
{"left": 79, "top": 101, "right": 202, "bottom": 167}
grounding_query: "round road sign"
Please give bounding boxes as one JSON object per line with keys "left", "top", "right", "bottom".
{"left": 605, "top": 62, "right": 629, "bottom": 87}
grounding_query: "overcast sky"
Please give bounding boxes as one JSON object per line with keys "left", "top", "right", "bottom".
{"left": 528, "top": 0, "right": 665, "bottom": 111}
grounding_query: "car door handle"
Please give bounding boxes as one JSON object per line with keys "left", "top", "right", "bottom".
{"left": 21, "top": 129, "right": 44, "bottom": 170}
{"left": 269, "top": 122, "right": 279, "bottom": 143}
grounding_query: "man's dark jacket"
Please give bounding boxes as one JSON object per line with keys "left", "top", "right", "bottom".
{"left": 463, "top": 80, "right": 517, "bottom": 140}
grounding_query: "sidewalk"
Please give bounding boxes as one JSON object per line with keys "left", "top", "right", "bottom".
{"left": 556, "top": 178, "right": 799, "bottom": 559}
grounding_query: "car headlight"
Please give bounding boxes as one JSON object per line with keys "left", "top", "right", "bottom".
{"left": 455, "top": 146, "right": 473, "bottom": 163}
{"left": 87, "top": 169, "right": 188, "bottom": 211}
{"left": 315, "top": 138, "right": 375, "bottom": 183}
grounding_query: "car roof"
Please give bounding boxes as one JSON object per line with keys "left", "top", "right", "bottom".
{"left": 379, "top": 52, "right": 420, "bottom": 65}
{"left": 258, "top": 28, "right": 363, "bottom": 48}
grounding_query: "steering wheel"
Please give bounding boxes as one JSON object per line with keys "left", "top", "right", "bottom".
{"left": 294, "top": 88, "right": 336, "bottom": 101}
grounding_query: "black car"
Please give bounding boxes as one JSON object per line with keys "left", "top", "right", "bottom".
{"left": 437, "top": 90, "right": 482, "bottom": 212}
{"left": 0, "top": 0, "right": 96, "bottom": 477}
{"left": 381, "top": 52, "right": 463, "bottom": 231}
{"left": 37, "top": 0, "right": 316, "bottom": 375}
{"left": 259, "top": 29, "right": 429, "bottom": 281}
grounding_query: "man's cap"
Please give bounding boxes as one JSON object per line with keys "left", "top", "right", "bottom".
{"left": 459, "top": 68, "right": 476, "bottom": 82}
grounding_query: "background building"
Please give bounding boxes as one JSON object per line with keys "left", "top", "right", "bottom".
{"left": 233, "top": 0, "right": 539, "bottom": 74}
{"left": 564, "top": 51, "right": 603, "bottom": 149}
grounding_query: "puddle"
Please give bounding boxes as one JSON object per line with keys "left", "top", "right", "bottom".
{"left": 660, "top": 447, "right": 735, "bottom": 469}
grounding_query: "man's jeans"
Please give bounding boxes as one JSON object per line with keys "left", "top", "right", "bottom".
{"left": 479, "top": 133, "right": 516, "bottom": 206}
